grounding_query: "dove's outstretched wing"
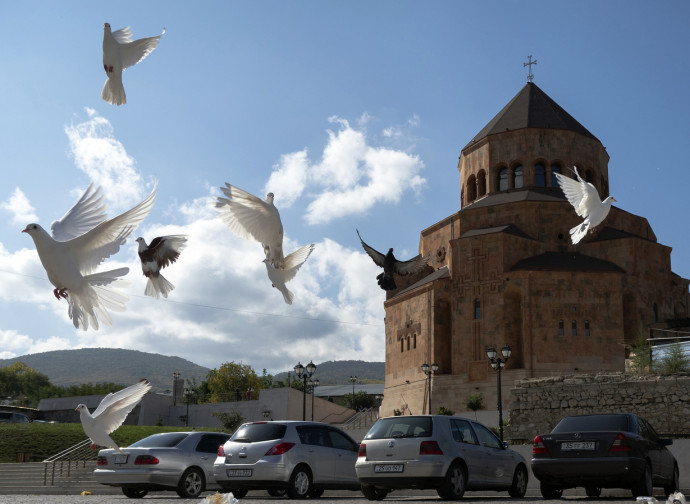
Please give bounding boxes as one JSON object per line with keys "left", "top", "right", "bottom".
{"left": 92, "top": 379, "right": 151, "bottom": 435}
{"left": 111, "top": 26, "right": 133, "bottom": 44}
{"left": 280, "top": 244, "right": 315, "bottom": 284}
{"left": 394, "top": 254, "right": 429, "bottom": 276}
{"left": 68, "top": 184, "right": 157, "bottom": 274}
{"left": 120, "top": 29, "right": 165, "bottom": 70}
{"left": 356, "top": 229, "right": 386, "bottom": 267}
{"left": 216, "top": 184, "right": 283, "bottom": 244}
{"left": 50, "top": 184, "right": 108, "bottom": 242}
{"left": 555, "top": 166, "right": 600, "bottom": 219}
{"left": 148, "top": 235, "right": 187, "bottom": 269}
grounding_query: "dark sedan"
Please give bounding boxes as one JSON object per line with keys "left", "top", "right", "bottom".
{"left": 531, "top": 413, "right": 678, "bottom": 499}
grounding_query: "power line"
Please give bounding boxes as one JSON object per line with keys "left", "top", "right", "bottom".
{"left": 0, "top": 268, "right": 383, "bottom": 328}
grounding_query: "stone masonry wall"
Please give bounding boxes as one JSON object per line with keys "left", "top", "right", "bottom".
{"left": 505, "top": 373, "right": 690, "bottom": 442}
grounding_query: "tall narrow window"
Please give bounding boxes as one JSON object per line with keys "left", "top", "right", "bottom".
{"left": 401, "top": 339, "right": 404, "bottom": 352}
{"left": 558, "top": 320, "right": 564, "bottom": 336}
{"left": 474, "top": 299, "right": 481, "bottom": 319}
{"left": 412, "top": 334, "right": 417, "bottom": 349}
{"left": 477, "top": 170, "right": 486, "bottom": 197}
{"left": 584, "top": 320, "right": 590, "bottom": 336}
{"left": 513, "top": 165, "right": 523, "bottom": 188}
{"left": 571, "top": 320, "right": 577, "bottom": 337}
{"left": 406, "top": 337, "right": 410, "bottom": 351}
{"left": 535, "top": 163, "right": 546, "bottom": 187}
{"left": 550, "top": 163, "right": 562, "bottom": 187}
{"left": 467, "top": 175, "right": 477, "bottom": 202}
{"left": 498, "top": 168, "right": 508, "bottom": 191}
{"left": 653, "top": 303, "right": 659, "bottom": 323}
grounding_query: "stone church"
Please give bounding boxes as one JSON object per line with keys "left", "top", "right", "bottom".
{"left": 380, "top": 81, "right": 689, "bottom": 418}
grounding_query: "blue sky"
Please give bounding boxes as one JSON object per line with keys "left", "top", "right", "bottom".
{"left": 1, "top": 1, "right": 688, "bottom": 375}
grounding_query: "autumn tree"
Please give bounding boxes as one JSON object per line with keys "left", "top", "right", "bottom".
{"left": 205, "top": 361, "right": 263, "bottom": 403}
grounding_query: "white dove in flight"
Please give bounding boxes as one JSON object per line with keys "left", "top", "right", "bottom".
{"left": 76, "top": 379, "right": 151, "bottom": 453}
{"left": 215, "top": 184, "right": 285, "bottom": 267}
{"left": 135, "top": 235, "right": 188, "bottom": 299}
{"left": 22, "top": 184, "right": 156, "bottom": 330}
{"left": 554, "top": 166, "right": 616, "bottom": 245}
{"left": 263, "top": 243, "right": 315, "bottom": 305}
{"left": 102, "top": 23, "right": 165, "bottom": 106}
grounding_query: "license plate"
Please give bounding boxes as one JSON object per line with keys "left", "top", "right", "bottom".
{"left": 561, "top": 441, "right": 595, "bottom": 451}
{"left": 374, "top": 464, "right": 404, "bottom": 473}
{"left": 114, "top": 454, "right": 128, "bottom": 464}
{"left": 226, "top": 469, "right": 252, "bottom": 477}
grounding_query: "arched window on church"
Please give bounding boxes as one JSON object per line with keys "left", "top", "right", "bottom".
{"left": 571, "top": 320, "right": 577, "bottom": 337}
{"left": 550, "top": 163, "right": 562, "bottom": 187}
{"left": 585, "top": 320, "right": 590, "bottom": 336}
{"left": 474, "top": 298, "right": 481, "bottom": 319}
{"left": 412, "top": 334, "right": 417, "bottom": 349}
{"left": 477, "top": 170, "right": 486, "bottom": 197}
{"left": 653, "top": 303, "right": 659, "bottom": 323}
{"left": 498, "top": 167, "right": 508, "bottom": 191}
{"left": 467, "top": 174, "right": 477, "bottom": 203}
{"left": 400, "top": 338, "right": 404, "bottom": 353}
{"left": 513, "top": 165, "right": 523, "bottom": 189}
{"left": 535, "top": 163, "right": 546, "bottom": 187}
{"left": 407, "top": 336, "right": 410, "bottom": 351}
{"left": 585, "top": 169, "right": 594, "bottom": 183}
{"left": 558, "top": 320, "right": 564, "bottom": 336}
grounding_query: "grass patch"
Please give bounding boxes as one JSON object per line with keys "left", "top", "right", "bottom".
{"left": 0, "top": 423, "right": 227, "bottom": 463}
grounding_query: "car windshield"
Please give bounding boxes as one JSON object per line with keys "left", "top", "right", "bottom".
{"left": 364, "top": 417, "right": 433, "bottom": 439}
{"left": 231, "top": 422, "right": 287, "bottom": 443}
{"left": 552, "top": 414, "right": 630, "bottom": 433}
{"left": 130, "top": 433, "right": 189, "bottom": 448}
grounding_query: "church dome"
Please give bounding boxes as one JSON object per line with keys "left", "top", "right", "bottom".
{"left": 459, "top": 83, "right": 610, "bottom": 208}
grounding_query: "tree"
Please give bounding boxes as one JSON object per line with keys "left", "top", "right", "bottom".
{"left": 343, "top": 390, "right": 375, "bottom": 410}
{"left": 465, "top": 392, "right": 485, "bottom": 420}
{"left": 0, "top": 362, "right": 51, "bottom": 406}
{"left": 655, "top": 342, "right": 690, "bottom": 375}
{"left": 205, "top": 362, "right": 263, "bottom": 403}
{"left": 213, "top": 410, "right": 245, "bottom": 432}
{"left": 628, "top": 334, "right": 652, "bottom": 374}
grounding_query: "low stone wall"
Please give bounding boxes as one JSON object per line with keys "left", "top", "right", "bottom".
{"left": 504, "top": 372, "right": 690, "bottom": 442}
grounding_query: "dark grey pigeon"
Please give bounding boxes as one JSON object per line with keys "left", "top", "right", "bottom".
{"left": 135, "top": 235, "right": 187, "bottom": 299}
{"left": 357, "top": 229, "right": 428, "bottom": 291}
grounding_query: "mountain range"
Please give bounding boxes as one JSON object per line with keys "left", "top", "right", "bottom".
{"left": 0, "top": 348, "right": 384, "bottom": 392}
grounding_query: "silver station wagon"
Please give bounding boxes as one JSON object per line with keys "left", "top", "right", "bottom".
{"left": 214, "top": 420, "right": 362, "bottom": 498}
{"left": 355, "top": 415, "right": 528, "bottom": 500}
{"left": 95, "top": 431, "right": 230, "bottom": 499}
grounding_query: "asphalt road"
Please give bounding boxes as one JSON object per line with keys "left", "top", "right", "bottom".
{"left": 0, "top": 489, "right": 671, "bottom": 504}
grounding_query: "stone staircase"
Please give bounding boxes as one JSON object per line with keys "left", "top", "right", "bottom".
{"left": 0, "top": 461, "right": 119, "bottom": 495}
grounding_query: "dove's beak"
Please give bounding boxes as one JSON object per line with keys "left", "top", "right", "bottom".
{"left": 21, "top": 227, "right": 27, "bottom": 233}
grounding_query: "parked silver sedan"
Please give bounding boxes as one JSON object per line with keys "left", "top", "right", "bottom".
{"left": 95, "top": 431, "right": 230, "bottom": 498}
{"left": 213, "top": 420, "right": 362, "bottom": 498}
{"left": 355, "top": 415, "right": 528, "bottom": 500}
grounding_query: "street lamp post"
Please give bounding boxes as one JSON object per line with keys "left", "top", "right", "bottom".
{"left": 486, "top": 344, "right": 512, "bottom": 443}
{"left": 421, "top": 362, "right": 439, "bottom": 414}
{"left": 309, "top": 378, "right": 319, "bottom": 421}
{"left": 349, "top": 376, "right": 358, "bottom": 410}
{"left": 184, "top": 387, "right": 193, "bottom": 427}
{"left": 294, "top": 360, "right": 317, "bottom": 421}
{"left": 172, "top": 372, "right": 180, "bottom": 406}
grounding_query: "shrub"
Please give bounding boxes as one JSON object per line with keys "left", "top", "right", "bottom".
{"left": 437, "top": 406, "right": 454, "bottom": 416}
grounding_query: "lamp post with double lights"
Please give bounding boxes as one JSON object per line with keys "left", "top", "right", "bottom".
{"left": 349, "top": 376, "right": 358, "bottom": 410}
{"left": 309, "top": 378, "right": 319, "bottom": 421}
{"left": 486, "top": 344, "right": 511, "bottom": 443}
{"left": 294, "top": 360, "right": 317, "bottom": 421}
{"left": 421, "top": 362, "right": 439, "bottom": 414}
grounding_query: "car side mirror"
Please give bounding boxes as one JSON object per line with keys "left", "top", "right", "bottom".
{"left": 503, "top": 442, "right": 509, "bottom": 449}
{"left": 658, "top": 438, "right": 673, "bottom": 447}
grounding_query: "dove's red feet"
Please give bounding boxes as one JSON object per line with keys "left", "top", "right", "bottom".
{"left": 103, "top": 64, "right": 114, "bottom": 74}
{"left": 90, "top": 444, "right": 97, "bottom": 450}
{"left": 53, "top": 288, "right": 68, "bottom": 300}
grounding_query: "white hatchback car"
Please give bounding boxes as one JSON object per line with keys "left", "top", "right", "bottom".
{"left": 355, "top": 415, "right": 528, "bottom": 500}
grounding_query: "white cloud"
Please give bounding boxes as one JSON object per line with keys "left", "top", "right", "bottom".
{"left": 264, "top": 115, "right": 426, "bottom": 225}
{"left": 0, "top": 187, "right": 38, "bottom": 226}
{"left": 64, "top": 108, "right": 146, "bottom": 210}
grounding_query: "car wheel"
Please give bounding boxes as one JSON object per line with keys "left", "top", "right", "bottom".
{"left": 664, "top": 464, "right": 679, "bottom": 495}
{"left": 361, "top": 484, "right": 389, "bottom": 501}
{"left": 540, "top": 483, "right": 563, "bottom": 500}
{"left": 508, "top": 465, "right": 528, "bottom": 498}
{"left": 268, "top": 488, "right": 287, "bottom": 497}
{"left": 585, "top": 487, "right": 602, "bottom": 498}
{"left": 287, "top": 465, "right": 312, "bottom": 499}
{"left": 309, "top": 488, "right": 325, "bottom": 498}
{"left": 437, "top": 461, "right": 466, "bottom": 500}
{"left": 228, "top": 489, "right": 248, "bottom": 498}
{"left": 176, "top": 467, "right": 205, "bottom": 498}
{"left": 631, "top": 462, "right": 653, "bottom": 498}
{"left": 121, "top": 487, "right": 148, "bottom": 499}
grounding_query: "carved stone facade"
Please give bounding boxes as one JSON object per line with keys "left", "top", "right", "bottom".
{"left": 380, "top": 83, "right": 689, "bottom": 418}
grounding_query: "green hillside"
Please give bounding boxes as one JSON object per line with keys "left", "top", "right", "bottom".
{"left": 0, "top": 348, "right": 210, "bottom": 392}
{"left": 273, "top": 359, "right": 385, "bottom": 385}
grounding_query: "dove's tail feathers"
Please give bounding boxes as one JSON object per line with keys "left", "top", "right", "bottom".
{"left": 102, "top": 76, "right": 126, "bottom": 106}
{"left": 67, "top": 270, "right": 130, "bottom": 330}
{"left": 145, "top": 273, "right": 174, "bottom": 299}
{"left": 281, "top": 286, "right": 294, "bottom": 305}
{"left": 569, "top": 221, "right": 590, "bottom": 245}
